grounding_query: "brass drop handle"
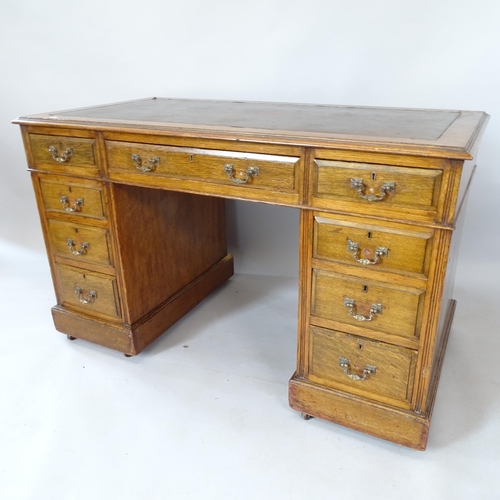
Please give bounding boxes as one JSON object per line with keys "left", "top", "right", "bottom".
{"left": 339, "top": 356, "right": 376, "bottom": 381}
{"left": 344, "top": 297, "right": 382, "bottom": 322}
{"left": 224, "top": 164, "right": 259, "bottom": 184}
{"left": 74, "top": 286, "right": 97, "bottom": 304}
{"left": 347, "top": 239, "right": 388, "bottom": 265}
{"left": 66, "top": 238, "right": 89, "bottom": 255}
{"left": 60, "top": 195, "right": 84, "bottom": 212}
{"left": 350, "top": 178, "right": 395, "bottom": 201}
{"left": 131, "top": 153, "right": 160, "bottom": 172}
{"left": 49, "top": 145, "right": 73, "bottom": 163}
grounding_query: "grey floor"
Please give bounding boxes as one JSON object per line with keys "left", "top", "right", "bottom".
{"left": 1, "top": 239, "right": 499, "bottom": 500}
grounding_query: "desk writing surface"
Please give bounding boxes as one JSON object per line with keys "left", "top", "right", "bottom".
{"left": 16, "top": 98, "right": 488, "bottom": 159}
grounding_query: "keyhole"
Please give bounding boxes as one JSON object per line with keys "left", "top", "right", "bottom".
{"left": 362, "top": 285, "right": 368, "bottom": 293}
{"left": 190, "top": 155, "right": 194, "bottom": 162}
{"left": 68, "top": 186, "right": 72, "bottom": 193}
{"left": 371, "top": 172, "right": 376, "bottom": 181}
{"left": 83, "top": 274, "right": 86, "bottom": 280}
{"left": 75, "top": 228, "right": 79, "bottom": 234}
{"left": 358, "top": 343, "right": 363, "bottom": 350}
{"left": 367, "top": 231, "right": 372, "bottom": 239}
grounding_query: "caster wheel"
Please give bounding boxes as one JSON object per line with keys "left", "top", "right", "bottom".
{"left": 301, "top": 413, "right": 313, "bottom": 420}
{"left": 124, "top": 354, "right": 133, "bottom": 357}
{"left": 67, "top": 335, "right": 76, "bottom": 341}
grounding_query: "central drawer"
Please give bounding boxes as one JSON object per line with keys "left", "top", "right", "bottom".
{"left": 106, "top": 141, "right": 299, "bottom": 193}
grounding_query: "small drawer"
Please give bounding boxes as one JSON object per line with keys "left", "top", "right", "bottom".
{"left": 312, "top": 159, "right": 442, "bottom": 215}
{"left": 313, "top": 214, "right": 433, "bottom": 278}
{"left": 39, "top": 178, "right": 106, "bottom": 219}
{"left": 308, "top": 326, "right": 417, "bottom": 406}
{"left": 311, "top": 269, "right": 425, "bottom": 340}
{"left": 47, "top": 219, "right": 113, "bottom": 267}
{"left": 56, "top": 265, "right": 121, "bottom": 320}
{"left": 106, "top": 141, "right": 299, "bottom": 194}
{"left": 30, "top": 134, "right": 97, "bottom": 172}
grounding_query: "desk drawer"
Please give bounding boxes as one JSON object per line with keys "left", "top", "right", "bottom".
{"left": 30, "top": 134, "right": 97, "bottom": 172}
{"left": 39, "top": 178, "right": 106, "bottom": 219}
{"left": 106, "top": 141, "right": 299, "bottom": 193}
{"left": 313, "top": 214, "right": 433, "bottom": 278}
{"left": 308, "top": 326, "right": 417, "bottom": 406}
{"left": 47, "top": 219, "right": 113, "bottom": 267}
{"left": 311, "top": 269, "right": 424, "bottom": 340}
{"left": 56, "top": 265, "right": 121, "bottom": 320}
{"left": 312, "top": 159, "right": 442, "bottom": 215}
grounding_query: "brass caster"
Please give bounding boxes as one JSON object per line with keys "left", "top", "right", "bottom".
{"left": 67, "top": 335, "right": 76, "bottom": 341}
{"left": 301, "top": 413, "right": 313, "bottom": 420}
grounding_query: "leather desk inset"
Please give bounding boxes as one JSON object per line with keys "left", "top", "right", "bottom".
{"left": 14, "top": 98, "right": 489, "bottom": 449}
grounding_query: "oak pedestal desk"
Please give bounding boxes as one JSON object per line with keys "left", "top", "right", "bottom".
{"left": 14, "top": 98, "right": 489, "bottom": 450}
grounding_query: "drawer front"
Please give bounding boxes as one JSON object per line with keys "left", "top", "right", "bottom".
{"left": 47, "top": 219, "right": 112, "bottom": 267}
{"left": 40, "top": 179, "right": 106, "bottom": 219}
{"left": 311, "top": 269, "right": 424, "bottom": 340}
{"left": 313, "top": 160, "right": 442, "bottom": 212}
{"left": 56, "top": 265, "right": 121, "bottom": 319}
{"left": 106, "top": 141, "right": 299, "bottom": 193}
{"left": 30, "top": 134, "right": 97, "bottom": 171}
{"left": 308, "top": 326, "right": 417, "bottom": 405}
{"left": 313, "top": 215, "right": 433, "bottom": 278}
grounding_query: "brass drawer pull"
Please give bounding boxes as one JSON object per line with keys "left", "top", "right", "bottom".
{"left": 344, "top": 297, "right": 382, "bottom": 321}
{"left": 60, "top": 195, "right": 84, "bottom": 212}
{"left": 74, "top": 286, "right": 97, "bottom": 304}
{"left": 48, "top": 145, "right": 73, "bottom": 163}
{"left": 339, "top": 356, "right": 376, "bottom": 381}
{"left": 347, "top": 239, "right": 388, "bottom": 265}
{"left": 224, "top": 164, "right": 259, "bottom": 184}
{"left": 350, "top": 178, "right": 395, "bottom": 201}
{"left": 66, "top": 238, "right": 89, "bottom": 255}
{"left": 131, "top": 153, "right": 160, "bottom": 172}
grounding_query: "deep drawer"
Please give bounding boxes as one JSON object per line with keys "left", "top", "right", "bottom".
{"left": 47, "top": 219, "right": 113, "bottom": 267}
{"left": 106, "top": 141, "right": 299, "bottom": 193}
{"left": 313, "top": 214, "right": 434, "bottom": 278}
{"left": 311, "top": 269, "right": 425, "bottom": 340}
{"left": 39, "top": 178, "right": 106, "bottom": 219}
{"left": 56, "top": 264, "right": 121, "bottom": 320}
{"left": 308, "top": 326, "right": 417, "bottom": 407}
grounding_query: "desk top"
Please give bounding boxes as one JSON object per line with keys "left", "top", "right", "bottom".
{"left": 15, "top": 98, "right": 488, "bottom": 159}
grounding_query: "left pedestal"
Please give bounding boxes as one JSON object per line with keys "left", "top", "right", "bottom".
{"left": 31, "top": 172, "right": 233, "bottom": 355}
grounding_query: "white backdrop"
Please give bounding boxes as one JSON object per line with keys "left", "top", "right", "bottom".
{"left": 1, "top": 0, "right": 499, "bottom": 278}
{"left": 2, "top": 3, "right": 500, "bottom": 498}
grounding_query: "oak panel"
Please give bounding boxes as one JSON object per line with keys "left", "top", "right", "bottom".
{"left": 110, "top": 185, "right": 228, "bottom": 324}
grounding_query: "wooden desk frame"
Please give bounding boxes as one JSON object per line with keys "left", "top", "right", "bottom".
{"left": 15, "top": 98, "right": 489, "bottom": 450}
